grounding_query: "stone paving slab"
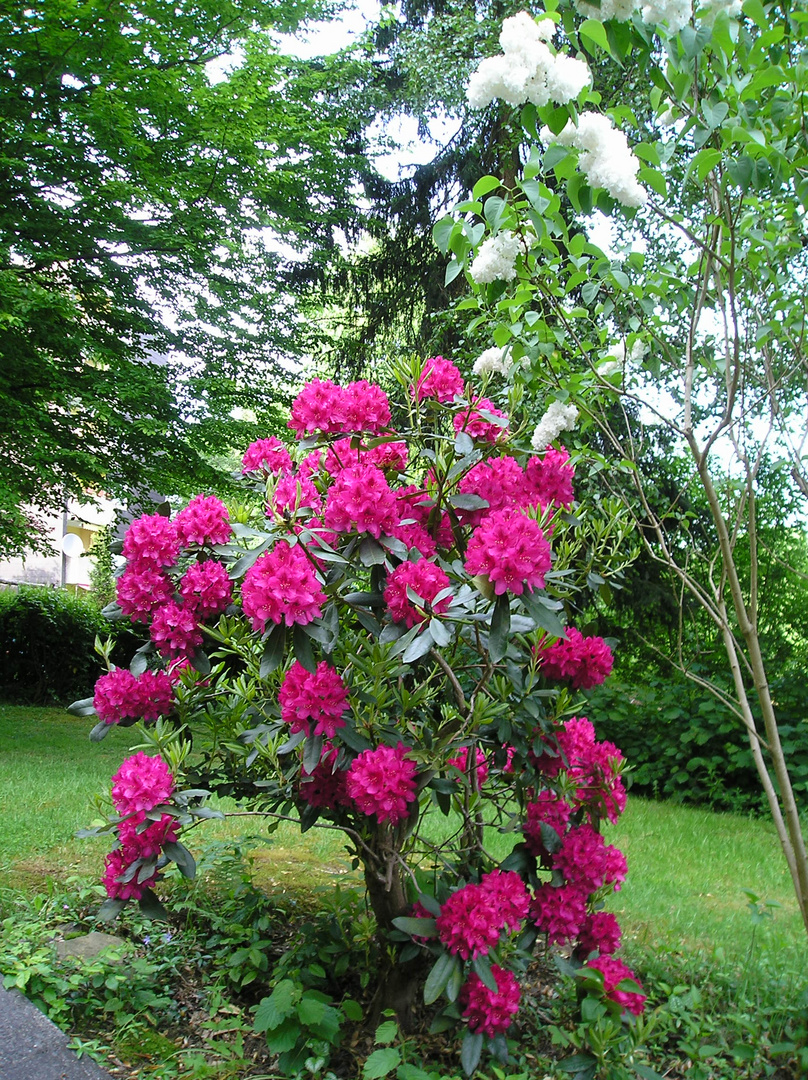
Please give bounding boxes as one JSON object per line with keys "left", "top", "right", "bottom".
{"left": 0, "top": 981, "right": 116, "bottom": 1080}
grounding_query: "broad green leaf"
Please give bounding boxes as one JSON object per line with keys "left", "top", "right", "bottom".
{"left": 363, "top": 1047, "right": 402, "bottom": 1079}
{"left": 472, "top": 175, "right": 501, "bottom": 199}
{"left": 579, "top": 18, "right": 611, "bottom": 55}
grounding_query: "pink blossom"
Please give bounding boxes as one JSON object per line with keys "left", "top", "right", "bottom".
{"left": 241, "top": 436, "right": 293, "bottom": 475}
{"left": 464, "top": 508, "right": 551, "bottom": 595}
{"left": 103, "top": 848, "right": 158, "bottom": 901}
{"left": 480, "top": 870, "right": 530, "bottom": 931}
{"left": 531, "top": 883, "right": 588, "bottom": 945}
{"left": 576, "top": 912, "right": 622, "bottom": 958}
{"left": 448, "top": 746, "right": 489, "bottom": 788}
{"left": 436, "top": 883, "right": 503, "bottom": 960}
{"left": 122, "top": 513, "right": 180, "bottom": 569}
{"left": 150, "top": 600, "right": 203, "bottom": 660}
{"left": 340, "top": 380, "right": 391, "bottom": 433}
{"left": 324, "top": 438, "right": 409, "bottom": 477}
{"left": 94, "top": 668, "right": 143, "bottom": 725}
{"left": 241, "top": 541, "right": 326, "bottom": 631}
{"left": 116, "top": 566, "right": 174, "bottom": 623}
{"left": 460, "top": 965, "right": 521, "bottom": 1036}
{"left": 453, "top": 398, "right": 509, "bottom": 443}
{"left": 587, "top": 956, "right": 646, "bottom": 1015}
{"left": 390, "top": 520, "right": 437, "bottom": 557}
{"left": 346, "top": 743, "right": 418, "bottom": 825}
{"left": 288, "top": 378, "right": 345, "bottom": 435}
{"left": 135, "top": 670, "right": 176, "bottom": 722}
{"left": 118, "top": 812, "right": 179, "bottom": 861}
{"left": 111, "top": 752, "right": 174, "bottom": 815}
{"left": 179, "top": 560, "right": 233, "bottom": 620}
{"left": 412, "top": 356, "right": 465, "bottom": 403}
{"left": 279, "top": 661, "right": 349, "bottom": 738}
{"left": 457, "top": 456, "right": 526, "bottom": 525}
{"left": 537, "top": 628, "right": 614, "bottom": 690}
{"left": 299, "top": 449, "right": 324, "bottom": 478}
{"left": 324, "top": 464, "right": 400, "bottom": 538}
{"left": 175, "top": 495, "right": 231, "bottom": 547}
{"left": 553, "top": 825, "right": 627, "bottom": 893}
{"left": 299, "top": 744, "right": 351, "bottom": 809}
{"left": 523, "top": 791, "right": 573, "bottom": 856}
{"left": 270, "top": 471, "right": 323, "bottom": 517}
{"left": 525, "top": 447, "right": 575, "bottom": 508}
{"left": 533, "top": 717, "right": 626, "bottom": 824}
{"left": 384, "top": 559, "right": 452, "bottom": 628}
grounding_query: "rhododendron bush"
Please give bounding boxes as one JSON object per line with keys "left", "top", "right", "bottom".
{"left": 71, "top": 357, "right": 643, "bottom": 1073}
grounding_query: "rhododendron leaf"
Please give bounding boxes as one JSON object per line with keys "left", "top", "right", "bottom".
{"left": 521, "top": 588, "right": 566, "bottom": 638}
{"left": 188, "top": 806, "right": 225, "bottom": 820}
{"left": 449, "top": 493, "right": 489, "bottom": 511}
{"left": 101, "top": 601, "right": 124, "bottom": 620}
{"left": 190, "top": 649, "right": 211, "bottom": 676}
{"left": 445, "top": 960, "right": 463, "bottom": 1003}
{"left": 164, "top": 841, "right": 196, "bottom": 879}
{"left": 460, "top": 1031, "right": 483, "bottom": 1077}
{"left": 380, "top": 535, "right": 409, "bottom": 558}
{"left": 488, "top": 593, "right": 511, "bottom": 663}
{"left": 471, "top": 954, "right": 498, "bottom": 993}
{"left": 278, "top": 730, "right": 306, "bottom": 755}
{"left": 229, "top": 537, "right": 274, "bottom": 580}
{"left": 402, "top": 627, "right": 434, "bottom": 664}
{"left": 392, "top": 916, "right": 437, "bottom": 938}
{"left": 138, "top": 888, "right": 169, "bottom": 922}
{"left": 500, "top": 847, "right": 532, "bottom": 874}
{"left": 453, "top": 431, "right": 474, "bottom": 456}
{"left": 540, "top": 822, "right": 563, "bottom": 855}
{"left": 338, "top": 724, "right": 373, "bottom": 753}
{"left": 293, "top": 625, "right": 317, "bottom": 673}
{"left": 379, "top": 621, "right": 404, "bottom": 645}
{"left": 357, "top": 537, "right": 385, "bottom": 566}
{"left": 303, "top": 734, "right": 324, "bottom": 775}
{"left": 130, "top": 650, "right": 150, "bottom": 676}
{"left": 97, "top": 898, "right": 126, "bottom": 921}
{"left": 389, "top": 624, "right": 419, "bottom": 654}
{"left": 260, "top": 624, "right": 286, "bottom": 678}
{"left": 423, "top": 952, "right": 459, "bottom": 1005}
{"left": 490, "top": 1033, "right": 508, "bottom": 1064}
{"left": 557, "top": 1052, "right": 597, "bottom": 1075}
{"left": 428, "top": 618, "right": 453, "bottom": 648}
{"left": 69, "top": 696, "right": 97, "bottom": 717}
{"left": 89, "top": 720, "right": 109, "bottom": 742}
{"left": 355, "top": 610, "right": 381, "bottom": 637}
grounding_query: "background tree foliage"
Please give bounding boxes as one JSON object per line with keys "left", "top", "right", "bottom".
{"left": 0, "top": 0, "right": 381, "bottom": 556}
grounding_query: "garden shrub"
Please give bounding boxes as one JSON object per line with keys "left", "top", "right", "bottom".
{"left": 586, "top": 672, "right": 808, "bottom": 814}
{"left": 0, "top": 586, "right": 137, "bottom": 704}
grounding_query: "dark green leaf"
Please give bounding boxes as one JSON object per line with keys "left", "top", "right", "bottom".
{"left": 293, "top": 623, "right": 317, "bottom": 673}
{"left": 96, "top": 897, "right": 127, "bottom": 921}
{"left": 460, "top": 1031, "right": 483, "bottom": 1077}
{"left": 137, "top": 888, "right": 169, "bottom": 921}
{"left": 163, "top": 841, "right": 196, "bottom": 879}
{"left": 260, "top": 623, "right": 286, "bottom": 677}
{"left": 488, "top": 592, "right": 510, "bottom": 663}
{"left": 423, "top": 953, "right": 458, "bottom": 1005}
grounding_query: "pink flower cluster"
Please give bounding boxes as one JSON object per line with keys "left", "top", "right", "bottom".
{"left": 175, "top": 495, "right": 231, "bottom": 547}
{"left": 448, "top": 746, "right": 489, "bottom": 787}
{"left": 464, "top": 508, "right": 551, "bottom": 595}
{"left": 270, "top": 472, "right": 323, "bottom": 517}
{"left": 179, "top": 560, "right": 233, "bottom": 620}
{"left": 552, "top": 824, "right": 627, "bottom": 894}
{"left": 346, "top": 743, "right": 418, "bottom": 825}
{"left": 460, "top": 965, "right": 521, "bottom": 1036}
{"left": 412, "top": 356, "right": 465, "bottom": 403}
{"left": 453, "top": 398, "right": 509, "bottom": 443}
{"left": 149, "top": 599, "right": 204, "bottom": 660}
{"left": 324, "top": 464, "right": 400, "bottom": 538}
{"left": 587, "top": 956, "right": 646, "bottom": 1016}
{"left": 299, "top": 744, "right": 351, "bottom": 809}
{"left": 534, "top": 717, "right": 626, "bottom": 824}
{"left": 436, "top": 871, "right": 529, "bottom": 959}
{"left": 457, "top": 456, "right": 526, "bottom": 525}
{"left": 242, "top": 436, "right": 293, "bottom": 475}
{"left": 279, "top": 661, "right": 349, "bottom": 738}
{"left": 323, "top": 438, "right": 408, "bottom": 477}
{"left": 525, "top": 447, "right": 576, "bottom": 508}
{"left": 122, "top": 513, "right": 179, "bottom": 569}
{"left": 94, "top": 668, "right": 175, "bottom": 726}
{"left": 289, "top": 379, "right": 391, "bottom": 435}
{"left": 241, "top": 541, "right": 326, "bottom": 631}
{"left": 104, "top": 752, "right": 177, "bottom": 901}
{"left": 523, "top": 790, "right": 572, "bottom": 856}
{"left": 383, "top": 559, "right": 452, "bottom": 628}
{"left": 531, "top": 883, "right": 587, "bottom": 945}
{"left": 116, "top": 566, "right": 174, "bottom": 622}
{"left": 537, "top": 628, "right": 614, "bottom": 690}
{"left": 576, "top": 912, "right": 622, "bottom": 959}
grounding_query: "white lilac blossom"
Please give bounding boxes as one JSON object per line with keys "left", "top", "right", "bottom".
{"left": 697, "top": 0, "right": 741, "bottom": 22}
{"left": 466, "top": 11, "right": 591, "bottom": 110}
{"left": 470, "top": 231, "right": 521, "bottom": 284}
{"left": 574, "top": 0, "right": 636, "bottom": 20}
{"left": 605, "top": 339, "right": 647, "bottom": 367}
{"left": 473, "top": 346, "right": 511, "bottom": 376}
{"left": 531, "top": 401, "right": 579, "bottom": 450}
{"left": 541, "top": 112, "right": 647, "bottom": 208}
{"left": 640, "top": 0, "right": 692, "bottom": 32}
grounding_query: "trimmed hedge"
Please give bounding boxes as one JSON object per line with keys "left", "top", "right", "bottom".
{"left": 587, "top": 671, "right": 808, "bottom": 814}
{"left": 0, "top": 587, "right": 137, "bottom": 704}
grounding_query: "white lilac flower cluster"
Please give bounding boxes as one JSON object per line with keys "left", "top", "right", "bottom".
{"left": 470, "top": 231, "right": 522, "bottom": 284}
{"left": 473, "top": 346, "right": 511, "bottom": 376}
{"left": 531, "top": 401, "right": 579, "bottom": 451}
{"left": 466, "top": 11, "right": 591, "bottom": 110}
{"left": 604, "top": 338, "right": 647, "bottom": 368}
{"left": 575, "top": 0, "right": 692, "bottom": 32}
{"left": 540, "top": 113, "right": 647, "bottom": 208}
{"left": 697, "top": 0, "right": 742, "bottom": 23}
